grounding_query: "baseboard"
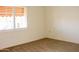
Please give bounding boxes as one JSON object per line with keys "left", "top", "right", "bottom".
{"left": 0, "top": 37, "right": 45, "bottom": 50}
{"left": 46, "top": 37, "right": 79, "bottom": 44}
{"left": 1, "top": 37, "right": 79, "bottom": 50}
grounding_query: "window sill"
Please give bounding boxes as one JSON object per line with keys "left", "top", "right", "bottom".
{"left": 0, "top": 28, "right": 27, "bottom": 33}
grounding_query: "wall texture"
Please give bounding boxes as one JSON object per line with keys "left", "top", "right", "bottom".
{"left": 0, "top": 6, "right": 45, "bottom": 49}
{"left": 45, "top": 7, "right": 79, "bottom": 44}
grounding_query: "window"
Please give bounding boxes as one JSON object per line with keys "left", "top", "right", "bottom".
{"left": 0, "top": 6, "right": 27, "bottom": 30}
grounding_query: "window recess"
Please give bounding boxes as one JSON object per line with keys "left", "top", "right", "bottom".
{"left": 0, "top": 6, "right": 27, "bottom": 30}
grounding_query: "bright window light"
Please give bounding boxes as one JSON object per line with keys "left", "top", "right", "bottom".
{"left": 0, "top": 6, "right": 27, "bottom": 30}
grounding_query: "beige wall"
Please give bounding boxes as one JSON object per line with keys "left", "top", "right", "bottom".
{"left": 1, "top": 6, "right": 79, "bottom": 49}
{"left": 45, "top": 7, "right": 79, "bottom": 44}
{"left": 0, "top": 6, "right": 45, "bottom": 49}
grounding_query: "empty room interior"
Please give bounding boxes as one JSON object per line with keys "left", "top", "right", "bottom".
{"left": 0, "top": 6, "right": 79, "bottom": 52}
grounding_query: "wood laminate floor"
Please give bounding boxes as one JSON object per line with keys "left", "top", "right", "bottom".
{"left": 0, "top": 38, "right": 79, "bottom": 52}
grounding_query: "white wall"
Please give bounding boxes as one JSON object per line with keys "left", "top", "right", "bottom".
{"left": 0, "top": 6, "right": 45, "bottom": 49}
{"left": 1, "top": 6, "right": 79, "bottom": 49}
{"left": 45, "top": 7, "right": 79, "bottom": 44}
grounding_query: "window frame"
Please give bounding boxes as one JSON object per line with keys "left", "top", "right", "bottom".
{"left": 0, "top": 6, "right": 27, "bottom": 32}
